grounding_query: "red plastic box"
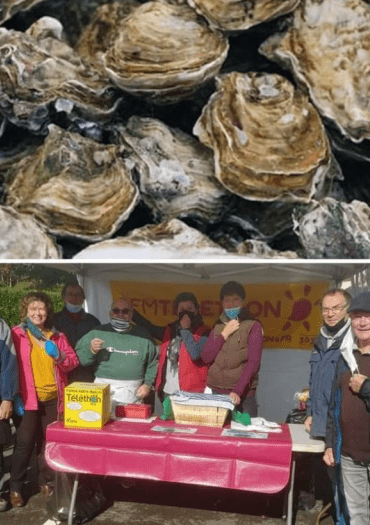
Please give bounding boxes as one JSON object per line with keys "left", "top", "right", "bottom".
{"left": 115, "top": 404, "right": 152, "bottom": 419}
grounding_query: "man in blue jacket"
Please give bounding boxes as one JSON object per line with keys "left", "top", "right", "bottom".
{"left": 304, "top": 288, "right": 352, "bottom": 516}
{"left": 0, "top": 318, "right": 18, "bottom": 511}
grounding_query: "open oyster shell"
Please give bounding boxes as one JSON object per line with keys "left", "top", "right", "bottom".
{"left": 0, "top": 205, "right": 60, "bottom": 259}
{"left": 260, "top": 0, "right": 370, "bottom": 144}
{"left": 293, "top": 198, "right": 370, "bottom": 258}
{"left": 73, "top": 219, "right": 232, "bottom": 259}
{"left": 95, "top": 1, "right": 229, "bottom": 103}
{"left": 0, "top": 0, "right": 45, "bottom": 24}
{"left": 5, "top": 124, "right": 140, "bottom": 242}
{"left": 187, "top": 0, "right": 300, "bottom": 32}
{"left": 118, "top": 116, "right": 232, "bottom": 222}
{"left": 193, "top": 71, "right": 341, "bottom": 202}
{"left": 0, "top": 24, "right": 122, "bottom": 133}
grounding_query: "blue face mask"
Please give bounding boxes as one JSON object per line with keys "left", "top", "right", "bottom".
{"left": 224, "top": 306, "right": 241, "bottom": 320}
{"left": 65, "top": 302, "right": 83, "bottom": 313}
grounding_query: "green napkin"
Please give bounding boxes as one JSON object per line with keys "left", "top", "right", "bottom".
{"left": 160, "top": 397, "right": 175, "bottom": 420}
{"left": 232, "top": 410, "right": 251, "bottom": 426}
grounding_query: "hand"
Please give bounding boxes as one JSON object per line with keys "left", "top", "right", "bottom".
{"left": 45, "top": 340, "right": 59, "bottom": 360}
{"left": 0, "top": 400, "right": 13, "bottom": 419}
{"left": 90, "top": 338, "right": 105, "bottom": 354}
{"left": 179, "top": 314, "right": 191, "bottom": 330}
{"left": 221, "top": 319, "right": 240, "bottom": 340}
{"left": 137, "top": 384, "right": 151, "bottom": 399}
{"left": 229, "top": 392, "right": 241, "bottom": 406}
{"left": 304, "top": 416, "right": 312, "bottom": 432}
{"left": 323, "top": 447, "right": 335, "bottom": 467}
{"left": 349, "top": 373, "right": 367, "bottom": 394}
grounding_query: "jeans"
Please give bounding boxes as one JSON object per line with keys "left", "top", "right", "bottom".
{"left": 341, "top": 454, "right": 370, "bottom": 525}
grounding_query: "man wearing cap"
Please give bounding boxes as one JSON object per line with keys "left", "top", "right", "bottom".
{"left": 75, "top": 297, "right": 158, "bottom": 414}
{"left": 324, "top": 290, "right": 370, "bottom": 525}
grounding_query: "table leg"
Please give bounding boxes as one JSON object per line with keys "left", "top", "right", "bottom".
{"left": 286, "top": 457, "right": 296, "bottom": 525}
{"left": 68, "top": 474, "right": 79, "bottom": 525}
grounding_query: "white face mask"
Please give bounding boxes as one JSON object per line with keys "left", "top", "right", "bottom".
{"left": 65, "top": 302, "right": 83, "bottom": 313}
{"left": 110, "top": 318, "right": 131, "bottom": 332}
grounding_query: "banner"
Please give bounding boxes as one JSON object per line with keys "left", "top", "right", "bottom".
{"left": 109, "top": 281, "right": 329, "bottom": 349}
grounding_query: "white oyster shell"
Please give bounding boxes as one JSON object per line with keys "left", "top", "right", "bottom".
{"left": 194, "top": 71, "right": 341, "bottom": 202}
{"left": 5, "top": 124, "right": 140, "bottom": 242}
{"left": 260, "top": 0, "right": 370, "bottom": 143}
{"left": 293, "top": 198, "right": 370, "bottom": 258}
{"left": 73, "top": 219, "right": 232, "bottom": 259}
{"left": 118, "top": 116, "right": 231, "bottom": 222}
{"left": 0, "top": 25, "right": 121, "bottom": 133}
{"left": 0, "top": 206, "right": 60, "bottom": 259}
{"left": 97, "top": 1, "right": 229, "bottom": 103}
{"left": 187, "top": 0, "right": 300, "bottom": 32}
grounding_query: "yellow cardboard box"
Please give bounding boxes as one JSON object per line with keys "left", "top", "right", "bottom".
{"left": 64, "top": 382, "right": 111, "bottom": 429}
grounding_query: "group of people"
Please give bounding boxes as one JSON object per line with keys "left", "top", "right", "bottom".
{"left": 305, "top": 288, "right": 370, "bottom": 525}
{"left": 0, "top": 280, "right": 263, "bottom": 511}
{"left": 1, "top": 280, "right": 369, "bottom": 524}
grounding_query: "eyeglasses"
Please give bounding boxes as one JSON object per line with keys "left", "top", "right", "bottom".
{"left": 112, "top": 308, "right": 131, "bottom": 315}
{"left": 321, "top": 304, "right": 347, "bottom": 314}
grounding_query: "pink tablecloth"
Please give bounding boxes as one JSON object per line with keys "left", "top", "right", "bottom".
{"left": 45, "top": 419, "right": 292, "bottom": 494}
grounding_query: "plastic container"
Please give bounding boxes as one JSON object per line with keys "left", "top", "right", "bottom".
{"left": 115, "top": 404, "right": 152, "bottom": 418}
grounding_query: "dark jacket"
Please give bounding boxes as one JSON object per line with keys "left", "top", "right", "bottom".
{"left": 306, "top": 321, "right": 351, "bottom": 438}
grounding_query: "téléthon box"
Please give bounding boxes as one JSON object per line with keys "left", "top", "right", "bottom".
{"left": 64, "top": 382, "right": 111, "bottom": 429}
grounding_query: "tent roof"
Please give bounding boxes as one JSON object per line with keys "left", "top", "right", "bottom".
{"left": 43, "top": 262, "right": 368, "bottom": 284}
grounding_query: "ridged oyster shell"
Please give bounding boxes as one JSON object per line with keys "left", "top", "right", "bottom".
{"left": 187, "top": 0, "right": 300, "bottom": 32}
{"left": 0, "top": 0, "right": 45, "bottom": 24}
{"left": 260, "top": 0, "right": 370, "bottom": 143}
{"left": 118, "top": 116, "right": 232, "bottom": 222}
{"left": 4, "top": 124, "right": 140, "bottom": 242}
{"left": 73, "top": 219, "right": 232, "bottom": 259}
{"left": 193, "top": 71, "right": 341, "bottom": 202}
{"left": 293, "top": 198, "right": 370, "bottom": 258}
{"left": 0, "top": 205, "right": 60, "bottom": 259}
{"left": 0, "top": 22, "right": 121, "bottom": 133}
{"left": 85, "top": 1, "right": 229, "bottom": 103}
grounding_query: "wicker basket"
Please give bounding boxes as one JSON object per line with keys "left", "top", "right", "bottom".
{"left": 171, "top": 400, "right": 229, "bottom": 428}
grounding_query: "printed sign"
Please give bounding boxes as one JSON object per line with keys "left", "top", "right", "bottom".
{"left": 109, "top": 281, "right": 329, "bottom": 349}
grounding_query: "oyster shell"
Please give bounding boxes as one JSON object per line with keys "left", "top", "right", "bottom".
{"left": 0, "top": 0, "right": 45, "bottom": 24}
{"left": 193, "top": 71, "right": 341, "bottom": 202}
{"left": 73, "top": 219, "right": 232, "bottom": 259}
{"left": 4, "top": 124, "right": 140, "bottom": 242}
{"left": 90, "top": 1, "right": 229, "bottom": 103}
{"left": 187, "top": 0, "right": 300, "bottom": 32}
{"left": 293, "top": 198, "right": 370, "bottom": 258}
{"left": 0, "top": 205, "right": 60, "bottom": 259}
{"left": 0, "top": 24, "right": 122, "bottom": 133}
{"left": 118, "top": 116, "right": 232, "bottom": 222}
{"left": 236, "top": 239, "right": 299, "bottom": 258}
{"left": 260, "top": 0, "right": 370, "bottom": 144}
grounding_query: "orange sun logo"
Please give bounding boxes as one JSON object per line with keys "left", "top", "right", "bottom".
{"left": 282, "top": 285, "right": 319, "bottom": 331}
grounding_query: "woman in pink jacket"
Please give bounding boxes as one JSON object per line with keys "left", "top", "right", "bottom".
{"left": 9, "top": 291, "right": 78, "bottom": 508}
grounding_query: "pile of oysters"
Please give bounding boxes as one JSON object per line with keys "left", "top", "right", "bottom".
{"left": 1, "top": 0, "right": 370, "bottom": 259}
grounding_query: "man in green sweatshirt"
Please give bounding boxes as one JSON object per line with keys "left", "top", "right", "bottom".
{"left": 75, "top": 297, "right": 158, "bottom": 414}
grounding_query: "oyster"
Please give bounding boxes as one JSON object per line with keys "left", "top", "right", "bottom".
{"left": 260, "top": 0, "right": 370, "bottom": 144}
{"left": 193, "top": 71, "right": 341, "bottom": 202}
{"left": 0, "top": 205, "right": 60, "bottom": 259}
{"left": 187, "top": 0, "right": 300, "bottom": 32}
{"left": 73, "top": 219, "right": 232, "bottom": 259}
{"left": 118, "top": 116, "right": 232, "bottom": 222}
{"left": 0, "top": 0, "right": 45, "bottom": 24}
{"left": 4, "top": 124, "right": 140, "bottom": 242}
{"left": 88, "top": 1, "right": 229, "bottom": 103}
{"left": 293, "top": 198, "right": 370, "bottom": 258}
{"left": 0, "top": 24, "right": 122, "bottom": 133}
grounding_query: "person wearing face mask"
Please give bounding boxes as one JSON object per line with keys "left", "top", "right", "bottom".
{"left": 75, "top": 297, "right": 158, "bottom": 415}
{"left": 53, "top": 283, "right": 100, "bottom": 383}
{"left": 201, "top": 281, "right": 263, "bottom": 416}
{"left": 154, "top": 292, "right": 210, "bottom": 400}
